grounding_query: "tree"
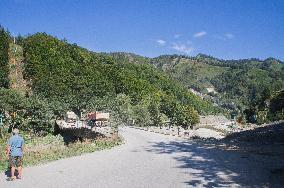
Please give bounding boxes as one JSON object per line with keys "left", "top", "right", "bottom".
{"left": 133, "top": 100, "right": 150, "bottom": 127}
{"left": 25, "top": 95, "right": 55, "bottom": 134}
{"left": 109, "top": 94, "right": 133, "bottom": 126}
{"left": 0, "top": 89, "right": 26, "bottom": 113}
{"left": 148, "top": 94, "right": 162, "bottom": 127}
{"left": 0, "top": 26, "right": 10, "bottom": 88}
{"left": 182, "top": 105, "right": 200, "bottom": 128}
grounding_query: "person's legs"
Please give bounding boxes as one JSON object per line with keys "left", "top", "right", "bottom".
{"left": 16, "top": 156, "right": 23, "bottom": 179}
{"left": 9, "top": 156, "right": 16, "bottom": 179}
{"left": 17, "top": 166, "right": 22, "bottom": 179}
{"left": 10, "top": 167, "right": 16, "bottom": 179}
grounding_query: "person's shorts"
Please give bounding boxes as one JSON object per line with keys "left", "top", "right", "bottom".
{"left": 9, "top": 156, "right": 23, "bottom": 167}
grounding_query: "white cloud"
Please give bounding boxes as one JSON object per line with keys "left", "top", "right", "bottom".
{"left": 157, "top": 39, "right": 166, "bottom": 46}
{"left": 174, "top": 34, "right": 181, "bottom": 39}
{"left": 193, "top": 31, "right": 207, "bottom": 38}
{"left": 225, "top": 33, "right": 234, "bottom": 39}
{"left": 172, "top": 43, "right": 194, "bottom": 54}
{"left": 214, "top": 33, "right": 235, "bottom": 40}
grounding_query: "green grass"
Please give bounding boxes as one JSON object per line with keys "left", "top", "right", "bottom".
{"left": 0, "top": 132, "right": 122, "bottom": 172}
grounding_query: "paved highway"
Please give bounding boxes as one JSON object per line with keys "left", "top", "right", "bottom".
{"left": 1, "top": 127, "right": 283, "bottom": 188}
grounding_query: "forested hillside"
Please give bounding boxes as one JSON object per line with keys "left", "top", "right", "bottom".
{"left": 110, "top": 53, "right": 284, "bottom": 124}
{"left": 1, "top": 26, "right": 283, "bottom": 136}
{"left": 0, "top": 30, "right": 221, "bottom": 135}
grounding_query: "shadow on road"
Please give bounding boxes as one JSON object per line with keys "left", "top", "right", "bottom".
{"left": 4, "top": 167, "right": 19, "bottom": 179}
{"left": 143, "top": 140, "right": 284, "bottom": 187}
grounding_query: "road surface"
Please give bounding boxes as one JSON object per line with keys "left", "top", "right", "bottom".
{"left": 1, "top": 127, "right": 283, "bottom": 188}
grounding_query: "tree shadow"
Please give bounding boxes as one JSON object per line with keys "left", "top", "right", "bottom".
{"left": 54, "top": 123, "right": 106, "bottom": 145}
{"left": 143, "top": 140, "right": 284, "bottom": 187}
{"left": 223, "top": 122, "right": 284, "bottom": 144}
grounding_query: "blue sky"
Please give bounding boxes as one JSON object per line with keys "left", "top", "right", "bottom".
{"left": 1, "top": 0, "right": 284, "bottom": 60}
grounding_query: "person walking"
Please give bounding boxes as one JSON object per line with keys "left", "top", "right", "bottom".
{"left": 6, "top": 128, "right": 24, "bottom": 181}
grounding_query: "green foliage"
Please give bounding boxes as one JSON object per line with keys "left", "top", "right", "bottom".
{"left": 0, "top": 89, "right": 26, "bottom": 112}
{"left": 159, "top": 93, "right": 199, "bottom": 127}
{"left": 21, "top": 33, "right": 216, "bottom": 129}
{"left": 0, "top": 88, "right": 67, "bottom": 134}
{"left": 107, "top": 94, "right": 133, "bottom": 127}
{"left": 24, "top": 95, "right": 56, "bottom": 134}
{"left": 267, "top": 90, "right": 284, "bottom": 121}
{"left": 3, "top": 30, "right": 281, "bottom": 130}
{"left": 149, "top": 54, "right": 284, "bottom": 123}
{"left": 182, "top": 105, "right": 200, "bottom": 125}
{"left": 133, "top": 99, "right": 151, "bottom": 127}
{"left": 0, "top": 26, "right": 10, "bottom": 88}
{"left": 113, "top": 94, "right": 133, "bottom": 124}
{"left": 148, "top": 93, "right": 162, "bottom": 127}
{"left": 213, "top": 66, "right": 283, "bottom": 122}
{"left": 24, "top": 33, "right": 115, "bottom": 111}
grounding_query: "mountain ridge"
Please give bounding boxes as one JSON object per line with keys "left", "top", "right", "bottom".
{"left": 108, "top": 51, "right": 284, "bottom": 123}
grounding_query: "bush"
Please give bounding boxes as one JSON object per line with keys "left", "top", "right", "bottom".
{"left": 24, "top": 95, "right": 55, "bottom": 134}
{"left": 0, "top": 89, "right": 63, "bottom": 135}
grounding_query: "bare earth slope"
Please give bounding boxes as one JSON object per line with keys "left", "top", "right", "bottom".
{"left": 1, "top": 127, "right": 284, "bottom": 188}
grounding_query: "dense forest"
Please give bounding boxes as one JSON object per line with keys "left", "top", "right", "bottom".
{"left": 0, "top": 28, "right": 220, "bottom": 135}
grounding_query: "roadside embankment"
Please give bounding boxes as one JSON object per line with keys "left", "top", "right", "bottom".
{"left": 0, "top": 132, "right": 122, "bottom": 172}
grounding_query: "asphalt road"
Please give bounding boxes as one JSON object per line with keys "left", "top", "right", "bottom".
{"left": 1, "top": 127, "right": 283, "bottom": 188}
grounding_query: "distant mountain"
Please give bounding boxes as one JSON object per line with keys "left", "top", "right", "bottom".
{"left": 109, "top": 52, "right": 284, "bottom": 123}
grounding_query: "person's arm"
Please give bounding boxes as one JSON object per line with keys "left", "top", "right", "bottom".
{"left": 6, "top": 145, "right": 10, "bottom": 159}
{"left": 6, "top": 138, "right": 11, "bottom": 159}
{"left": 21, "top": 139, "right": 24, "bottom": 156}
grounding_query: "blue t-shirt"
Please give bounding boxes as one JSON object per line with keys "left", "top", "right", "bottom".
{"left": 8, "top": 134, "right": 24, "bottom": 157}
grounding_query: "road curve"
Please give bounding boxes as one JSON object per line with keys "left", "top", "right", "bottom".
{"left": 1, "top": 127, "right": 283, "bottom": 188}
